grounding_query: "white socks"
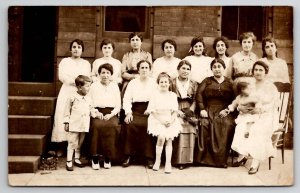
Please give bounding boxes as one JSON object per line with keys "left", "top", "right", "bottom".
{"left": 153, "top": 146, "right": 163, "bottom": 171}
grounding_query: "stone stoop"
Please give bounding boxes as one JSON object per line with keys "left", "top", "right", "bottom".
{"left": 8, "top": 82, "right": 56, "bottom": 174}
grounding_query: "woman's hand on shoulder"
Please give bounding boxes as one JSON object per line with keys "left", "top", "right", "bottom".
{"left": 200, "top": 110, "right": 208, "bottom": 118}
{"left": 124, "top": 113, "right": 133, "bottom": 124}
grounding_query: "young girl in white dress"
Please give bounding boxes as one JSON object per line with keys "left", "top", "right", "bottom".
{"left": 146, "top": 72, "right": 182, "bottom": 173}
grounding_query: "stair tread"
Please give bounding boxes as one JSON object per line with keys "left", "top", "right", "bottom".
{"left": 9, "top": 134, "right": 46, "bottom": 139}
{"left": 8, "top": 156, "right": 40, "bottom": 162}
{"left": 9, "top": 96, "right": 56, "bottom": 100}
{"left": 8, "top": 115, "right": 51, "bottom": 118}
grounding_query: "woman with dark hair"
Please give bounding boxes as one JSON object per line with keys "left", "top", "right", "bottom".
{"left": 152, "top": 39, "right": 181, "bottom": 80}
{"left": 227, "top": 32, "right": 258, "bottom": 85}
{"left": 122, "top": 60, "right": 157, "bottom": 168}
{"left": 183, "top": 36, "right": 213, "bottom": 84}
{"left": 52, "top": 39, "right": 91, "bottom": 157}
{"left": 229, "top": 60, "right": 279, "bottom": 174}
{"left": 259, "top": 36, "right": 290, "bottom": 83}
{"left": 89, "top": 63, "right": 121, "bottom": 170}
{"left": 92, "top": 39, "right": 122, "bottom": 85}
{"left": 212, "top": 36, "right": 231, "bottom": 78}
{"left": 170, "top": 60, "right": 198, "bottom": 170}
{"left": 194, "top": 58, "right": 236, "bottom": 168}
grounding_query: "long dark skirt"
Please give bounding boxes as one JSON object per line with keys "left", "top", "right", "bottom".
{"left": 172, "top": 120, "right": 197, "bottom": 165}
{"left": 90, "top": 108, "right": 121, "bottom": 162}
{"left": 194, "top": 104, "right": 235, "bottom": 167}
{"left": 122, "top": 102, "right": 155, "bottom": 159}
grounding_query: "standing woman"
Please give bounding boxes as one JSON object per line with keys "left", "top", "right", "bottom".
{"left": 183, "top": 36, "right": 213, "bottom": 84}
{"left": 89, "top": 63, "right": 121, "bottom": 170}
{"left": 91, "top": 39, "right": 122, "bottom": 85}
{"left": 170, "top": 60, "right": 198, "bottom": 170}
{"left": 194, "top": 58, "right": 236, "bottom": 168}
{"left": 122, "top": 60, "right": 157, "bottom": 168}
{"left": 227, "top": 32, "right": 258, "bottom": 85}
{"left": 212, "top": 36, "right": 231, "bottom": 78}
{"left": 121, "top": 32, "right": 152, "bottom": 95}
{"left": 259, "top": 36, "right": 290, "bottom": 83}
{"left": 51, "top": 39, "right": 91, "bottom": 157}
{"left": 152, "top": 39, "right": 181, "bottom": 80}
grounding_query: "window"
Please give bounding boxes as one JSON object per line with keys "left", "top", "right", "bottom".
{"left": 222, "top": 6, "right": 263, "bottom": 40}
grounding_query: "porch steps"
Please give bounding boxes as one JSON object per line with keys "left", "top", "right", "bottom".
{"left": 8, "top": 82, "right": 56, "bottom": 174}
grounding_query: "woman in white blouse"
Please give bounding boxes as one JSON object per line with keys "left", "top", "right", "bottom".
{"left": 51, "top": 39, "right": 91, "bottom": 157}
{"left": 152, "top": 39, "right": 181, "bottom": 80}
{"left": 91, "top": 39, "right": 122, "bottom": 85}
{"left": 89, "top": 63, "right": 121, "bottom": 170}
{"left": 122, "top": 60, "right": 157, "bottom": 168}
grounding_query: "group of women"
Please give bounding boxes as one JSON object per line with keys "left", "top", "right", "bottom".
{"left": 51, "top": 31, "right": 290, "bottom": 175}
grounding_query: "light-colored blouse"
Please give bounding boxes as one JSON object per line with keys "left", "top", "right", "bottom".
{"left": 123, "top": 77, "right": 157, "bottom": 115}
{"left": 152, "top": 57, "right": 181, "bottom": 80}
{"left": 121, "top": 49, "right": 152, "bottom": 73}
{"left": 89, "top": 81, "right": 121, "bottom": 116}
{"left": 92, "top": 57, "right": 122, "bottom": 84}
{"left": 259, "top": 57, "right": 290, "bottom": 83}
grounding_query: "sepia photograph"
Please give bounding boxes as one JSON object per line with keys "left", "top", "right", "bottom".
{"left": 7, "top": 5, "right": 293, "bottom": 186}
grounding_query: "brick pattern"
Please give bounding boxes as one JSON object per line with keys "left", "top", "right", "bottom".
{"left": 273, "top": 7, "right": 293, "bottom": 40}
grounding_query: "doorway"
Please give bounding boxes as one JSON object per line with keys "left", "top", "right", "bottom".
{"left": 21, "top": 6, "right": 57, "bottom": 82}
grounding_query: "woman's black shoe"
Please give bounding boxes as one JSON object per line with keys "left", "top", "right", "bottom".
{"left": 146, "top": 160, "right": 154, "bottom": 169}
{"left": 232, "top": 157, "right": 247, "bottom": 167}
{"left": 122, "top": 156, "right": 131, "bottom": 167}
{"left": 179, "top": 165, "right": 186, "bottom": 170}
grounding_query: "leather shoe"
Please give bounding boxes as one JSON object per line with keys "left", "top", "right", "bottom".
{"left": 232, "top": 157, "right": 247, "bottom": 167}
{"left": 74, "top": 159, "right": 85, "bottom": 168}
{"left": 248, "top": 165, "right": 260, "bottom": 175}
{"left": 147, "top": 160, "right": 154, "bottom": 169}
{"left": 66, "top": 161, "right": 73, "bottom": 171}
{"left": 122, "top": 156, "right": 131, "bottom": 167}
{"left": 179, "top": 165, "right": 186, "bottom": 170}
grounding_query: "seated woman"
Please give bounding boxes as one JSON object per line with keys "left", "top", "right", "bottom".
{"left": 229, "top": 61, "right": 279, "bottom": 175}
{"left": 170, "top": 60, "right": 198, "bottom": 170}
{"left": 194, "top": 58, "right": 236, "bottom": 168}
{"left": 122, "top": 60, "right": 157, "bottom": 168}
{"left": 89, "top": 63, "right": 121, "bottom": 170}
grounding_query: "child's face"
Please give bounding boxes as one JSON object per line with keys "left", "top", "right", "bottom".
{"left": 215, "top": 40, "right": 227, "bottom": 56}
{"left": 130, "top": 35, "right": 142, "bottom": 50}
{"left": 241, "top": 37, "right": 253, "bottom": 52}
{"left": 102, "top": 43, "right": 113, "bottom": 57}
{"left": 78, "top": 82, "right": 91, "bottom": 95}
{"left": 163, "top": 42, "right": 175, "bottom": 57}
{"left": 158, "top": 77, "right": 170, "bottom": 91}
{"left": 71, "top": 42, "right": 83, "bottom": 58}
{"left": 192, "top": 42, "right": 204, "bottom": 56}
{"left": 241, "top": 86, "right": 251, "bottom": 96}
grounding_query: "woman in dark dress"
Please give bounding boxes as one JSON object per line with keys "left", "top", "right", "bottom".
{"left": 121, "top": 60, "right": 157, "bottom": 168}
{"left": 194, "top": 58, "right": 236, "bottom": 168}
{"left": 170, "top": 60, "right": 198, "bottom": 170}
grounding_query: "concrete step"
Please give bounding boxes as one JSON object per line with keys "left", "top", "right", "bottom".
{"left": 8, "top": 134, "right": 47, "bottom": 156}
{"left": 8, "top": 115, "right": 52, "bottom": 135}
{"left": 8, "top": 96, "right": 56, "bottom": 116}
{"left": 8, "top": 156, "right": 40, "bottom": 174}
{"left": 9, "top": 82, "right": 56, "bottom": 96}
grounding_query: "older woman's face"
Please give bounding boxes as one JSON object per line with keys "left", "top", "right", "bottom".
{"left": 163, "top": 42, "right": 175, "bottom": 57}
{"left": 215, "top": 40, "right": 227, "bottom": 56}
{"left": 102, "top": 43, "right": 113, "bottom": 57}
{"left": 178, "top": 64, "right": 191, "bottom": 79}
{"left": 211, "top": 62, "right": 225, "bottom": 78}
{"left": 241, "top": 37, "right": 253, "bottom": 52}
{"left": 130, "top": 35, "right": 142, "bottom": 50}
{"left": 138, "top": 62, "right": 150, "bottom": 77}
{"left": 193, "top": 42, "right": 204, "bottom": 56}
{"left": 264, "top": 41, "right": 277, "bottom": 57}
{"left": 253, "top": 65, "right": 266, "bottom": 81}
{"left": 71, "top": 42, "right": 83, "bottom": 58}
{"left": 99, "top": 68, "right": 112, "bottom": 84}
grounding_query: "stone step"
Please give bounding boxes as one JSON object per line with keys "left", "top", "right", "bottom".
{"left": 8, "top": 134, "right": 47, "bottom": 156}
{"left": 8, "top": 82, "right": 56, "bottom": 96}
{"left": 8, "top": 115, "right": 52, "bottom": 135}
{"left": 8, "top": 156, "right": 40, "bottom": 174}
{"left": 8, "top": 96, "right": 56, "bottom": 116}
